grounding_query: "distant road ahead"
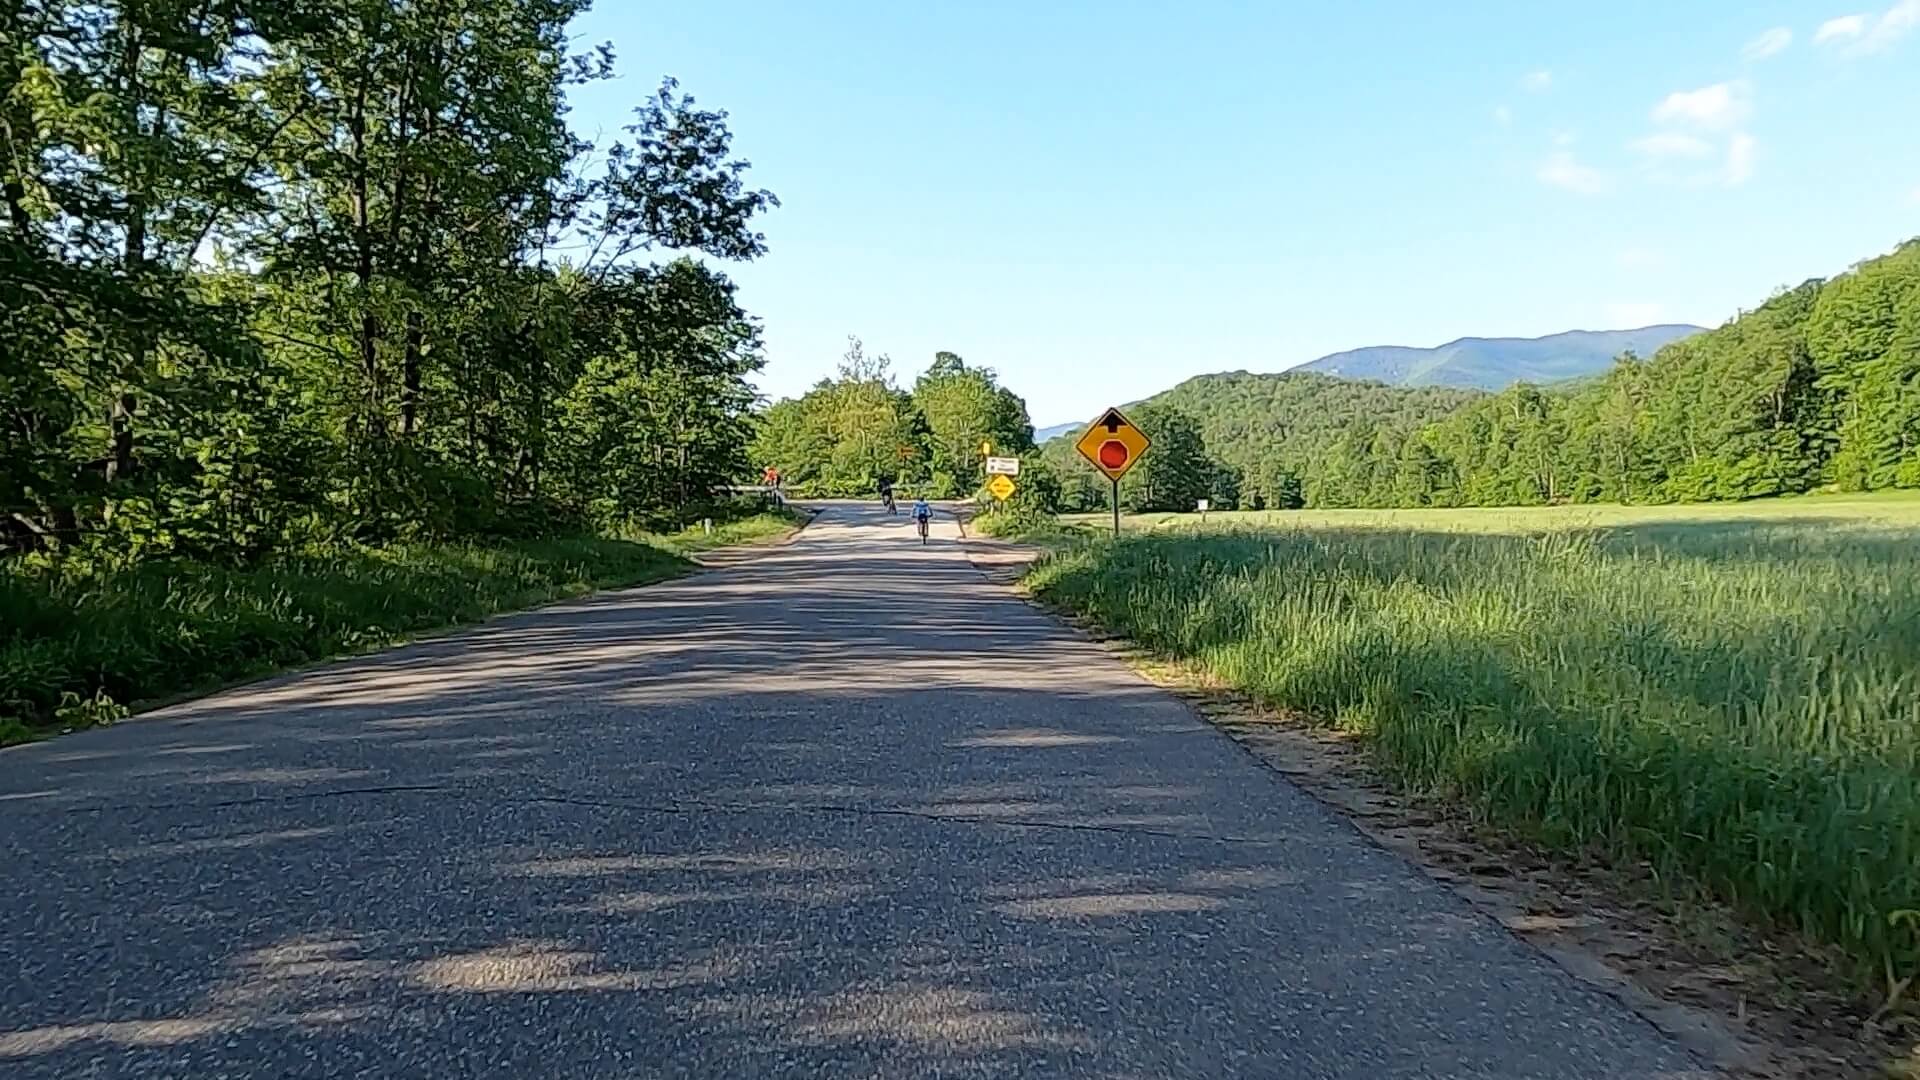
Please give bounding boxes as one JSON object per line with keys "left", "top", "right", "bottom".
{"left": 0, "top": 503, "right": 1704, "bottom": 1078}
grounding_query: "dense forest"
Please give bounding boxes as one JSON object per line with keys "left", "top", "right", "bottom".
{"left": 751, "top": 342, "right": 1040, "bottom": 500}
{"left": 1040, "top": 238, "right": 1920, "bottom": 512}
{"left": 1039, "top": 373, "right": 1481, "bottom": 511}
{"left": 3, "top": 0, "right": 775, "bottom": 565}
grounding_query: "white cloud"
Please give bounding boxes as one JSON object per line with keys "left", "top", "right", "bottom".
{"left": 1743, "top": 27, "right": 1794, "bottom": 59}
{"left": 1617, "top": 248, "right": 1661, "bottom": 269}
{"left": 1493, "top": 104, "right": 1513, "bottom": 127}
{"left": 1551, "top": 129, "right": 1577, "bottom": 147}
{"left": 1632, "top": 132, "right": 1716, "bottom": 159}
{"left": 1816, "top": 13, "right": 1869, "bottom": 42}
{"left": 1630, "top": 132, "right": 1758, "bottom": 188}
{"left": 1537, "top": 150, "right": 1609, "bottom": 195}
{"left": 1909, "top": 185, "right": 1920, "bottom": 204}
{"left": 1522, "top": 69, "right": 1553, "bottom": 92}
{"left": 1819, "top": 2, "right": 1919, "bottom": 52}
{"left": 1607, "top": 303, "right": 1667, "bottom": 327}
{"left": 1724, "top": 133, "right": 1757, "bottom": 186}
{"left": 1651, "top": 81, "right": 1752, "bottom": 129}
{"left": 1861, "top": 0, "right": 1920, "bottom": 51}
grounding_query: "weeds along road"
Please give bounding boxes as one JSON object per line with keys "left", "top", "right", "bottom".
{"left": 0, "top": 503, "right": 1705, "bottom": 1079}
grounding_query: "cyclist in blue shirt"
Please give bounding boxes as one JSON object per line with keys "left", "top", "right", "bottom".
{"left": 911, "top": 497, "right": 933, "bottom": 543}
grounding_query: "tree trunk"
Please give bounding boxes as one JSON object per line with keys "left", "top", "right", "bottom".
{"left": 402, "top": 311, "right": 423, "bottom": 436}
{"left": 112, "top": 28, "right": 148, "bottom": 496}
{"left": 106, "top": 394, "right": 136, "bottom": 482}
{"left": 349, "top": 74, "right": 380, "bottom": 437}
{"left": 51, "top": 504, "right": 80, "bottom": 548}
{"left": 2, "top": 178, "right": 30, "bottom": 237}
{"left": 463, "top": 350, "right": 478, "bottom": 459}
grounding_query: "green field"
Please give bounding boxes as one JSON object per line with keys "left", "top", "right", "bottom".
{"left": 0, "top": 510, "right": 803, "bottom": 745}
{"left": 1065, "top": 488, "right": 1920, "bottom": 535}
{"left": 1030, "top": 492, "right": 1920, "bottom": 988}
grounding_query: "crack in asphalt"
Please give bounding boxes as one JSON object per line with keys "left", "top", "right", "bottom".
{"left": 28, "top": 782, "right": 1284, "bottom": 847}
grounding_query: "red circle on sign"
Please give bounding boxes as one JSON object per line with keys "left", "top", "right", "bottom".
{"left": 1098, "top": 440, "right": 1130, "bottom": 469}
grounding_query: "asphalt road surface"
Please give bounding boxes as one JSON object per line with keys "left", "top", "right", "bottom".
{"left": 1, "top": 503, "right": 1706, "bottom": 1078}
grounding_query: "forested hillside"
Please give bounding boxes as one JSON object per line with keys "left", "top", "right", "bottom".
{"left": 1040, "top": 373, "right": 1481, "bottom": 510}
{"left": 1308, "top": 239, "right": 1920, "bottom": 507}
{"left": 1040, "top": 239, "right": 1920, "bottom": 511}
{"left": 3, "top": 0, "right": 774, "bottom": 562}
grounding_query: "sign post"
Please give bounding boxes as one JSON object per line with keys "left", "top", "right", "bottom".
{"left": 985, "top": 474, "right": 1017, "bottom": 501}
{"left": 1074, "top": 407, "right": 1151, "bottom": 538}
{"left": 985, "top": 456, "right": 1021, "bottom": 476}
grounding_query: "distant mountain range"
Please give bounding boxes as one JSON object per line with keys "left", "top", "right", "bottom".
{"left": 1032, "top": 325, "right": 1705, "bottom": 436}
{"left": 1293, "top": 325, "right": 1704, "bottom": 390}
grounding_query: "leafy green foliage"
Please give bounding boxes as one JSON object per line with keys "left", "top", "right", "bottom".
{"left": 751, "top": 344, "right": 1036, "bottom": 499}
{"left": 972, "top": 504, "right": 1070, "bottom": 540}
{"left": 913, "top": 352, "right": 1034, "bottom": 494}
{"left": 4, "top": 0, "right": 776, "bottom": 563}
{"left": 1038, "top": 372, "right": 1479, "bottom": 512}
{"left": 1116, "top": 402, "right": 1213, "bottom": 512}
{"left": 2, "top": 1, "right": 786, "bottom": 733}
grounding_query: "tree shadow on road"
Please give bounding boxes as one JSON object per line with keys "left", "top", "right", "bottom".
{"left": 0, "top": 516, "right": 1705, "bottom": 1078}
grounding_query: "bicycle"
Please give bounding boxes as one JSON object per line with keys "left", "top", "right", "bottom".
{"left": 916, "top": 514, "right": 929, "bottom": 544}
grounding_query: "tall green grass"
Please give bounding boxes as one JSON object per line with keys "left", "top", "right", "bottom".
{"left": 0, "top": 510, "right": 802, "bottom": 744}
{"left": 1027, "top": 517, "right": 1920, "bottom": 986}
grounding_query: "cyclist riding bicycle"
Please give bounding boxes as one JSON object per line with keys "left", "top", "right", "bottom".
{"left": 911, "top": 496, "right": 932, "bottom": 544}
{"left": 878, "top": 478, "right": 896, "bottom": 515}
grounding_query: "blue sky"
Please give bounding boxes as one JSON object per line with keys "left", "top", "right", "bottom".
{"left": 567, "top": 1, "right": 1920, "bottom": 425}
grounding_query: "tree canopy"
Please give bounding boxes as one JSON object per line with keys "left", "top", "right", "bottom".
{"left": 4, "top": 0, "right": 776, "bottom": 561}
{"left": 752, "top": 345, "right": 1034, "bottom": 498}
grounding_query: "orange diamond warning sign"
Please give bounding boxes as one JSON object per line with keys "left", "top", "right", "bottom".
{"left": 1075, "top": 407, "right": 1150, "bottom": 482}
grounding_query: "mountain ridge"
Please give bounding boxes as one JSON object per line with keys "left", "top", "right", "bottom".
{"left": 1294, "top": 324, "right": 1704, "bottom": 389}
{"left": 1034, "top": 324, "right": 1706, "bottom": 434}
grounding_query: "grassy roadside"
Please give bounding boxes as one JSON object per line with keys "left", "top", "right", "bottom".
{"left": 641, "top": 508, "right": 810, "bottom": 552}
{"left": 970, "top": 505, "right": 1089, "bottom": 541}
{"left": 1019, "top": 511, "right": 1920, "bottom": 997}
{"left": 0, "top": 509, "right": 805, "bottom": 746}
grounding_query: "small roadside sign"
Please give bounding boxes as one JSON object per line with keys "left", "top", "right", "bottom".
{"left": 985, "top": 474, "right": 1017, "bottom": 501}
{"left": 1074, "top": 407, "right": 1150, "bottom": 482}
{"left": 985, "top": 456, "right": 1021, "bottom": 476}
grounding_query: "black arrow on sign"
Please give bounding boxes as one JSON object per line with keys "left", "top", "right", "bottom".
{"left": 1098, "top": 409, "right": 1125, "bottom": 433}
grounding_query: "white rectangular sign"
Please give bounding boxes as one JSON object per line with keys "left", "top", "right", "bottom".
{"left": 985, "top": 456, "right": 1021, "bottom": 476}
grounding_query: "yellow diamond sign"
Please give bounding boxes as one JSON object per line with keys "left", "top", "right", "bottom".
{"left": 985, "top": 474, "right": 1016, "bottom": 501}
{"left": 1075, "top": 407, "right": 1151, "bottom": 481}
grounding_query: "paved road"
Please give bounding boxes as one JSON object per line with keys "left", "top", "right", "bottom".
{"left": 1, "top": 504, "right": 1705, "bottom": 1078}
